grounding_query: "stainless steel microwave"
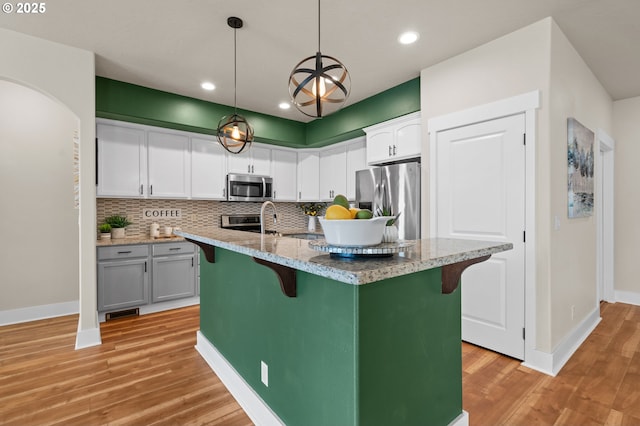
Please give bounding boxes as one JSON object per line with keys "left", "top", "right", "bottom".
{"left": 226, "top": 174, "right": 273, "bottom": 202}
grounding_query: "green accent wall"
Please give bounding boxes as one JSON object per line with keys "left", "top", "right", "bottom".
{"left": 305, "top": 78, "right": 421, "bottom": 147}
{"left": 95, "top": 77, "right": 306, "bottom": 148}
{"left": 200, "top": 248, "right": 462, "bottom": 426}
{"left": 95, "top": 77, "right": 419, "bottom": 148}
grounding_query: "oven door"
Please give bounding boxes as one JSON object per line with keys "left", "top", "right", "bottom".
{"left": 226, "top": 174, "right": 273, "bottom": 202}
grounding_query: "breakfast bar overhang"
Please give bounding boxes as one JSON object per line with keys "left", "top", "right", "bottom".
{"left": 176, "top": 228, "right": 512, "bottom": 426}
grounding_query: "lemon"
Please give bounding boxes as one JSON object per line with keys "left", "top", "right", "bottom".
{"left": 332, "top": 194, "right": 350, "bottom": 210}
{"left": 325, "top": 204, "right": 352, "bottom": 220}
{"left": 349, "top": 207, "right": 359, "bottom": 219}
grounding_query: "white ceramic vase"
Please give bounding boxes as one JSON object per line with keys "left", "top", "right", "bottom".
{"left": 308, "top": 215, "right": 317, "bottom": 232}
{"left": 382, "top": 225, "right": 399, "bottom": 243}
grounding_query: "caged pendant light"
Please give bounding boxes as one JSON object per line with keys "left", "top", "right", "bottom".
{"left": 288, "top": 0, "right": 350, "bottom": 118}
{"left": 217, "top": 16, "right": 254, "bottom": 154}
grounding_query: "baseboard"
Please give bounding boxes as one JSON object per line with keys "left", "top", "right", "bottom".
{"left": 615, "top": 290, "right": 640, "bottom": 306}
{"left": 450, "top": 411, "right": 469, "bottom": 426}
{"left": 75, "top": 310, "right": 102, "bottom": 349}
{"left": 195, "top": 331, "right": 284, "bottom": 426}
{"left": 0, "top": 300, "right": 78, "bottom": 326}
{"left": 522, "top": 306, "right": 601, "bottom": 376}
{"left": 98, "top": 296, "right": 200, "bottom": 322}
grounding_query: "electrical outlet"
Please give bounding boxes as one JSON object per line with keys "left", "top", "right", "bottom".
{"left": 261, "top": 361, "right": 269, "bottom": 387}
{"left": 571, "top": 305, "right": 575, "bottom": 320}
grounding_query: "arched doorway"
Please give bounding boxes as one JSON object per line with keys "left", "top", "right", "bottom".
{"left": 0, "top": 79, "right": 80, "bottom": 321}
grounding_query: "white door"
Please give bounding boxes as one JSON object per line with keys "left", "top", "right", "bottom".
{"left": 435, "top": 113, "right": 526, "bottom": 359}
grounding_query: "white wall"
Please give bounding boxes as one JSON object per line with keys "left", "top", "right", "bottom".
{"left": 420, "top": 17, "right": 612, "bottom": 356}
{"left": 0, "top": 28, "right": 98, "bottom": 346}
{"left": 0, "top": 80, "right": 79, "bottom": 308}
{"left": 547, "top": 21, "right": 612, "bottom": 349}
{"left": 613, "top": 96, "right": 640, "bottom": 300}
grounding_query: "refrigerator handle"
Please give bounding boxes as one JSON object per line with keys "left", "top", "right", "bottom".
{"left": 374, "top": 181, "right": 383, "bottom": 215}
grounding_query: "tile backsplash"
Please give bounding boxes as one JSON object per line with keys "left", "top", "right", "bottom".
{"left": 97, "top": 199, "right": 315, "bottom": 238}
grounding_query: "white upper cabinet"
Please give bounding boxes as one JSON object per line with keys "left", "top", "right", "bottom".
{"left": 319, "top": 145, "right": 347, "bottom": 201}
{"left": 147, "top": 130, "right": 190, "bottom": 199}
{"left": 97, "top": 122, "right": 147, "bottom": 198}
{"left": 297, "top": 150, "right": 320, "bottom": 202}
{"left": 364, "top": 112, "right": 421, "bottom": 165}
{"left": 191, "top": 136, "right": 227, "bottom": 200}
{"left": 345, "top": 137, "right": 367, "bottom": 200}
{"left": 227, "top": 144, "right": 271, "bottom": 175}
{"left": 271, "top": 148, "right": 298, "bottom": 201}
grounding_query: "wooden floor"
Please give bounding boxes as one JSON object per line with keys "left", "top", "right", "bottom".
{"left": 0, "top": 302, "right": 638, "bottom": 425}
{"left": 0, "top": 306, "right": 252, "bottom": 426}
{"left": 463, "top": 301, "right": 640, "bottom": 425}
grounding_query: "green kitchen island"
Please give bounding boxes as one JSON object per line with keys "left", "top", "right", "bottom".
{"left": 175, "top": 228, "right": 511, "bottom": 426}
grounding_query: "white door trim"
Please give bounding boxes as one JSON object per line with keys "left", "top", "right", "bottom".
{"left": 428, "top": 90, "right": 540, "bottom": 369}
{"left": 596, "top": 129, "right": 615, "bottom": 303}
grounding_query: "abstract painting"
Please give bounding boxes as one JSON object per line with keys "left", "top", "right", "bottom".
{"left": 567, "top": 117, "right": 594, "bottom": 218}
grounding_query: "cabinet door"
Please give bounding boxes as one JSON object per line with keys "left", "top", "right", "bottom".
{"left": 366, "top": 129, "right": 393, "bottom": 165}
{"left": 251, "top": 146, "right": 272, "bottom": 176}
{"left": 96, "top": 123, "right": 146, "bottom": 197}
{"left": 346, "top": 138, "right": 367, "bottom": 200}
{"left": 98, "top": 258, "right": 149, "bottom": 311}
{"left": 147, "top": 131, "right": 190, "bottom": 198}
{"left": 226, "top": 150, "right": 251, "bottom": 174}
{"left": 191, "top": 136, "right": 227, "bottom": 199}
{"left": 297, "top": 151, "right": 320, "bottom": 201}
{"left": 319, "top": 146, "right": 347, "bottom": 201}
{"left": 152, "top": 254, "right": 196, "bottom": 302}
{"left": 227, "top": 145, "right": 271, "bottom": 175}
{"left": 395, "top": 120, "right": 421, "bottom": 160}
{"left": 272, "top": 149, "right": 297, "bottom": 201}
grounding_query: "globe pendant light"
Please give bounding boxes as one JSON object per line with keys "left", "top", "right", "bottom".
{"left": 217, "top": 17, "right": 254, "bottom": 154}
{"left": 288, "top": 0, "right": 350, "bottom": 118}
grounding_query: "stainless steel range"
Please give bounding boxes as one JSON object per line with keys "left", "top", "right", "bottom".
{"left": 220, "top": 214, "right": 262, "bottom": 232}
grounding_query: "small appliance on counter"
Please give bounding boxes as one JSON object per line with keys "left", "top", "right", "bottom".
{"left": 226, "top": 174, "right": 273, "bottom": 202}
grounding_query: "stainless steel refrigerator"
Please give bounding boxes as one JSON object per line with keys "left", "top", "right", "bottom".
{"left": 356, "top": 162, "right": 421, "bottom": 240}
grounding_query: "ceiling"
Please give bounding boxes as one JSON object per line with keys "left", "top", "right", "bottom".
{"left": 1, "top": 0, "right": 639, "bottom": 123}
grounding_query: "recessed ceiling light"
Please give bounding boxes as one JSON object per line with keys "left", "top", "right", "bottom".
{"left": 279, "top": 102, "right": 291, "bottom": 110}
{"left": 398, "top": 31, "right": 419, "bottom": 45}
{"left": 201, "top": 82, "right": 215, "bottom": 91}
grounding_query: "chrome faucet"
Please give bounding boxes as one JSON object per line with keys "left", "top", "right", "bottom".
{"left": 260, "top": 201, "right": 278, "bottom": 234}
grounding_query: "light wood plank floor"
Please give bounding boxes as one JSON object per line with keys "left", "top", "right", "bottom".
{"left": 1, "top": 302, "right": 638, "bottom": 425}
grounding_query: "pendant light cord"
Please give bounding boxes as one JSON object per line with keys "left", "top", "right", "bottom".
{"left": 317, "top": 0, "right": 321, "bottom": 52}
{"left": 233, "top": 26, "right": 237, "bottom": 114}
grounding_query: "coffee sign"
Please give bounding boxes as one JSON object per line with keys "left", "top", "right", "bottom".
{"left": 143, "top": 209, "right": 182, "bottom": 219}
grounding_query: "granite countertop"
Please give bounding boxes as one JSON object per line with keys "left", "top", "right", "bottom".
{"left": 174, "top": 227, "right": 513, "bottom": 285}
{"left": 95, "top": 228, "right": 320, "bottom": 247}
{"left": 96, "top": 235, "right": 186, "bottom": 246}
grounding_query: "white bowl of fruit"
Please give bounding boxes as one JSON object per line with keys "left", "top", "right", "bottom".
{"left": 319, "top": 195, "right": 390, "bottom": 247}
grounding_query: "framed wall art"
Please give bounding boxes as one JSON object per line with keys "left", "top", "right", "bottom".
{"left": 567, "top": 117, "right": 594, "bottom": 218}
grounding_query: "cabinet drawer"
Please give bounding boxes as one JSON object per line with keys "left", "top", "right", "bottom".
{"left": 98, "top": 245, "right": 149, "bottom": 260}
{"left": 152, "top": 242, "right": 195, "bottom": 256}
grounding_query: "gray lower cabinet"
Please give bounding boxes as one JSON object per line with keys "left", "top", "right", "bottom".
{"left": 151, "top": 242, "right": 196, "bottom": 302}
{"left": 97, "top": 241, "right": 198, "bottom": 313}
{"left": 97, "top": 245, "right": 150, "bottom": 312}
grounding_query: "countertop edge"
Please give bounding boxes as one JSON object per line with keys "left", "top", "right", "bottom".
{"left": 175, "top": 229, "right": 513, "bottom": 286}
